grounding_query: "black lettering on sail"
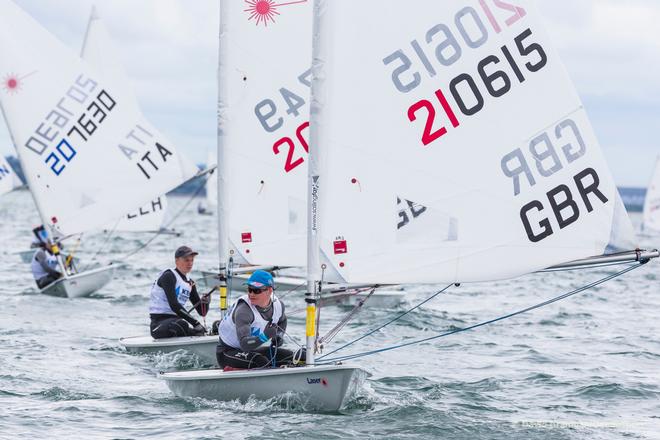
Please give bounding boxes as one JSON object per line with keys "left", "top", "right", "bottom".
{"left": 574, "top": 168, "right": 608, "bottom": 212}
{"left": 156, "top": 143, "right": 173, "bottom": 162}
{"left": 397, "top": 196, "right": 427, "bottom": 230}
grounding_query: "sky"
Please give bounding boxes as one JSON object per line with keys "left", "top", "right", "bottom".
{"left": 1, "top": 0, "right": 659, "bottom": 187}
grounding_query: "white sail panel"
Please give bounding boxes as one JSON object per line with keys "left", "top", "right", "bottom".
{"left": 310, "top": 0, "right": 636, "bottom": 284}
{"left": 218, "top": 0, "right": 311, "bottom": 266}
{"left": 0, "top": 155, "right": 21, "bottom": 196}
{"left": 0, "top": 0, "right": 199, "bottom": 237}
{"left": 108, "top": 196, "right": 167, "bottom": 233}
{"left": 643, "top": 157, "right": 660, "bottom": 232}
{"left": 80, "top": 6, "right": 136, "bottom": 108}
{"left": 81, "top": 8, "right": 167, "bottom": 235}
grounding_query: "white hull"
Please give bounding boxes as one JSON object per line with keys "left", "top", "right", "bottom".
{"left": 17, "top": 249, "right": 35, "bottom": 263}
{"left": 160, "top": 364, "right": 366, "bottom": 411}
{"left": 120, "top": 335, "right": 218, "bottom": 365}
{"left": 201, "top": 271, "right": 405, "bottom": 308}
{"left": 39, "top": 264, "right": 115, "bottom": 298}
{"left": 322, "top": 289, "right": 406, "bottom": 308}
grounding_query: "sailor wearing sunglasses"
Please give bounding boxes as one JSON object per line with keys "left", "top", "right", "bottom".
{"left": 216, "top": 270, "right": 303, "bottom": 369}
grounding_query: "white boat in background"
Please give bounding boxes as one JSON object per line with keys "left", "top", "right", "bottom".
{"left": 642, "top": 156, "right": 660, "bottom": 232}
{"left": 39, "top": 263, "right": 117, "bottom": 298}
{"left": 120, "top": 335, "right": 219, "bottom": 365}
{"left": 16, "top": 249, "right": 35, "bottom": 263}
{"left": 0, "top": 2, "right": 200, "bottom": 298}
{"left": 199, "top": 268, "right": 405, "bottom": 309}
{"left": 161, "top": 0, "right": 657, "bottom": 411}
{"left": 0, "top": 154, "right": 22, "bottom": 197}
{"left": 197, "top": 151, "right": 217, "bottom": 216}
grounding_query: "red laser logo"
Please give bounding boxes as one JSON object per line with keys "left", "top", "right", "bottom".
{"left": 2, "top": 71, "right": 36, "bottom": 95}
{"left": 2, "top": 73, "right": 21, "bottom": 94}
{"left": 244, "top": 0, "right": 307, "bottom": 27}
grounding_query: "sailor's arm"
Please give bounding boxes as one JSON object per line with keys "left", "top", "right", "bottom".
{"left": 157, "top": 271, "right": 199, "bottom": 326}
{"left": 36, "top": 251, "right": 61, "bottom": 276}
{"left": 234, "top": 302, "right": 273, "bottom": 352}
{"left": 188, "top": 282, "right": 209, "bottom": 317}
{"left": 277, "top": 302, "right": 287, "bottom": 332}
{"left": 271, "top": 303, "right": 286, "bottom": 347}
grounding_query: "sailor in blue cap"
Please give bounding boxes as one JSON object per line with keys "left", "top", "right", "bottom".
{"left": 216, "top": 270, "right": 303, "bottom": 369}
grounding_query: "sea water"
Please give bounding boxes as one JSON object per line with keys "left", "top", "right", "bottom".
{"left": 1, "top": 189, "right": 658, "bottom": 439}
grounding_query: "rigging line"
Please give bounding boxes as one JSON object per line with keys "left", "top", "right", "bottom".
{"left": 275, "top": 280, "right": 307, "bottom": 300}
{"left": 81, "top": 218, "right": 121, "bottom": 272}
{"left": 318, "top": 262, "right": 644, "bottom": 364}
{"left": 317, "top": 283, "right": 453, "bottom": 360}
{"left": 318, "top": 287, "right": 377, "bottom": 346}
{"left": 63, "top": 234, "right": 83, "bottom": 274}
{"left": 118, "top": 173, "right": 210, "bottom": 262}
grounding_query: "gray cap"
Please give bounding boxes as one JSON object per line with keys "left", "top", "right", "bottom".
{"left": 175, "top": 246, "right": 199, "bottom": 259}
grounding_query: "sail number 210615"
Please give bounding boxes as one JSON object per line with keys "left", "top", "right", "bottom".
{"left": 382, "top": 1, "right": 547, "bottom": 147}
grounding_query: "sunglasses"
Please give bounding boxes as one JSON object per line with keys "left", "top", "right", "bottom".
{"left": 248, "top": 286, "right": 269, "bottom": 294}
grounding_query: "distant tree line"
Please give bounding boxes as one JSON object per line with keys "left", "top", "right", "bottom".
{"left": 2, "top": 155, "right": 648, "bottom": 210}
{"left": 4, "top": 155, "right": 209, "bottom": 196}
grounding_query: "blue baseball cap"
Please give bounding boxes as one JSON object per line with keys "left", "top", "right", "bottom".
{"left": 244, "top": 270, "right": 274, "bottom": 288}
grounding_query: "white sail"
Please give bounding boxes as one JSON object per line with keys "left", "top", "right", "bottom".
{"left": 0, "top": 155, "right": 21, "bottom": 196}
{"left": 643, "top": 156, "right": 660, "bottom": 232}
{"left": 310, "top": 0, "right": 637, "bottom": 284}
{"left": 0, "top": 0, "right": 199, "bottom": 238}
{"left": 108, "top": 196, "right": 167, "bottom": 233}
{"left": 80, "top": 8, "right": 168, "bottom": 234}
{"left": 218, "top": 0, "right": 311, "bottom": 267}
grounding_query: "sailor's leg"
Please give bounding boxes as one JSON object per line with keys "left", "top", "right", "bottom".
{"left": 272, "top": 347, "right": 305, "bottom": 366}
{"left": 218, "top": 347, "right": 270, "bottom": 369}
{"left": 150, "top": 317, "right": 193, "bottom": 339}
{"left": 36, "top": 274, "right": 59, "bottom": 289}
{"left": 254, "top": 346, "right": 303, "bottom": 367}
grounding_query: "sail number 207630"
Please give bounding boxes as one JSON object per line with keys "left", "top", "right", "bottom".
{"left": 382, "top": 1, "right": 546, "bottom": 147}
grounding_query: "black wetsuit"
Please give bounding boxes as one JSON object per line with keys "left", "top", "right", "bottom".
{"left": 216, "top": 301, "right": 303, "bottom": 369}
{"left": 149, "top": 269, "right": 208, "bottom": 339}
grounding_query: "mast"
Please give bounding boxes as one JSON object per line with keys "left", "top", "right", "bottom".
{"left": 305, "top": 0, "right": 329, "bottom": 366}
{"left": 217, "top": 2, "right": 230, "bottom": 317}
{"left": 0, "top": 104, "right": 69, "bottom": 275}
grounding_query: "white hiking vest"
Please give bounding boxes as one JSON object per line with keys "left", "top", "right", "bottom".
{"left": 31, "top": 249, "right": 58, "bottom": 280}
{"left": 149, "top": 268, "right": 193, "bottom": 315}
{"left": 218, "top": 294, "right": 283, "bottom": 349}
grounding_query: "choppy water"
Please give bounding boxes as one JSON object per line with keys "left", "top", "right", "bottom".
{"left": 1, "top": 189, "right": 659, "bottom": 439}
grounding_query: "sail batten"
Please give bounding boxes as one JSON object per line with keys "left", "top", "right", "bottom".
{"left": 310, "top": 0, "right": 641, "bottom": 285}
